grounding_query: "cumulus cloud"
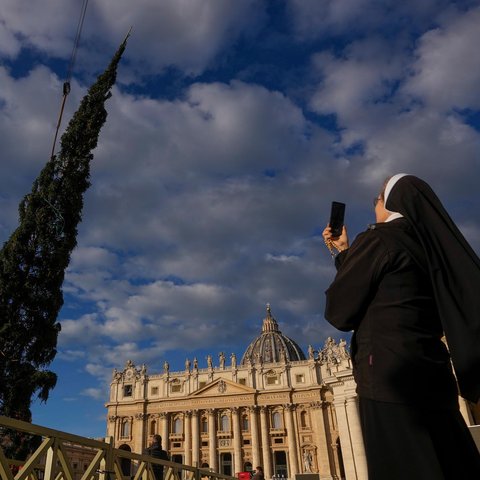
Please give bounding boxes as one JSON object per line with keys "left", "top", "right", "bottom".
{"left": 403, "top": 6, "right": 480, "bottom": 110}
{"left": 0, "top": 66, "right": 65, "bottom": 176}
{"left": 0, "top": 18, "right": 22, "bottom": 57}
{"left": 57, "top": 350, "right": 86, "bottom": 362}
{"left": 307, "top": 16, "right": 480, "bottom": 191}
{"left": 288, "top": 0, "right": 374, "bottom": 38}
{"left": 0, "top": 0, "right": 265, "bottom": 76}
{"left": 60, "top": 314, "right": 103, "bottom": 346}
{"left": 310, "top": 38, "right": 405, "bottom": 124}
{"left": 81, "top": 387, "right": 106, "bottom": 400}
{"left": 2, "top": 1, "right": 480, "bottom": 437}
{"left": 97, "top": 0, "right": 266, "bottom": 76}
{"left": 287, "top": 0, "right": 452, "bottom": 39}
{"left": 0, "top": 1, "right": 79, "bottom": 58}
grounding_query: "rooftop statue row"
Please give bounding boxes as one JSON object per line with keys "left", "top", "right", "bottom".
{"left": 112, "top": 336, "right": 350, "bottom": 382}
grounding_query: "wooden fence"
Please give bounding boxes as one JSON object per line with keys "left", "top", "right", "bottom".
{"left": 0, "top": 416, "right": 235, "bottom": 480}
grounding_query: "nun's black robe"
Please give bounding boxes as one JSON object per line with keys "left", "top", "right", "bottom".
{"left": 325, "top": 217, "right": 480, "bottom": 479}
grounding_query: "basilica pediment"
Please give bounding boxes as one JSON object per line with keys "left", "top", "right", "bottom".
{"left": 189, "top": 378, "right": 256, "bottom": 397}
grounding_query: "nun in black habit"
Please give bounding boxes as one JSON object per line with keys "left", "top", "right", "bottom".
{"left": 323, "top": 174, "right": 480, "bottom": 479}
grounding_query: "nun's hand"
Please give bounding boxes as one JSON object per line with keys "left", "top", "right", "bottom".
{"left": 323, "top": 225, "right": 349, "bottom": 252}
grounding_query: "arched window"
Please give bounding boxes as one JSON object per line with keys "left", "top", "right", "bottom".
{"left": 221, "top": 414, "right": 230, "bottom": 432}
{"left": 150, "top": 420, "right": 156, "bottom": 435}
{"left": 300, "top": 411, "right": 309, "bottom": 429}
{"left": 242, "top": 415, "right": 249, "bottom": 431}
{"left": 120, "top": 419, "right": 130, "bottom": 438}
{"left": 272, "top": 412, "right": 282, "bottom": 429}
{"left": 201, "top": 417, "right": 208, "bottom": 433}
{"left": 173, "top": 417, "right": 183, "bottom": 434}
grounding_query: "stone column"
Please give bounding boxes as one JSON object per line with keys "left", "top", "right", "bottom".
{"left": 249, "top": 406, "right": 261, "bottom": 470}
{"left": 309, "top": 402, "right": 333, "bottom": 478}
{"left": 134, "top": 413, "right": 146, "bottom": 453}
{"left": 259, "top": 406, "right": 272, "bottom": 477}
{"left": 333, "top": 398, "right": 356, "bottom": 480}
{"left": 345, "top": 396, "right": 367, "bottom": 480}
{"left": 208, "top": 409, "right": 218, "bottom": 472}
{"left": 324, "top": 369, "right": 366, "bottom": 480}
{"left": 232, "top": 407, "right": 242, "bottom": 474}
{"left": 192, "top": 410, "right": 200, "bottom": 467}
{"left": 185, "top": 411, "right": 192, "bottom": 465}
{"left": 284, "top": 404, "right": 299, "bottom": 476}
{"left": 159, "top": 412, "right": 169, "bottom": 451}
{"left": 107, "top": 415, "right": 117, "bottom": 442}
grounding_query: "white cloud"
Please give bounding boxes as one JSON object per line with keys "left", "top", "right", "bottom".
{"left": 0, "top": 18, "right": 21, "bottom": 57}
{"left": 266, "top": 254, "right": 301, "bottom": 263}
{"left": 0, "top": 66, "right": 64, "bottom": 175}
{"left": 81, "top": 387, "right": 106, "bottom": 400}
{"left": 0, "top": 1, "right": 79, "bottom": 58}
{"left": 59, "top": 313, "right": 102, "bottom": 346}
{"left": 0, "top": 0, "right": 265, "bottom": 76}
{"left": 310, "top": 38, "right": 404, "bottom": 124}
{"left": 307, "top": 20, "right": 480, "bottom": 191}
{"left": 98, "top": 0, "right": 265, "bottom": 75}
{"left": 287, "top": 0, "right": 449, "bottom": 39}
{"left": 57, "top": 350, "right": 86, "bottom": 362}
{"left": 403, "top": 6, "right": 480, "bottom": 110}
{"left": 69, "top": 247, "right": 119, "bottom": 271}
{"left": 288, "top": 0, "right": 373, "bottom": 38}
{"left": 3, "top": 0, "right": 476, "bottom": 440}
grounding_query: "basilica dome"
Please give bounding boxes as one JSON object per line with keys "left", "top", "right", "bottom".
{"left": 240, "top": 304, "right": 306, "bottom": 365}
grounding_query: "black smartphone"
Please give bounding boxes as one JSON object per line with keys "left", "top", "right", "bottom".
{"left": 329, "top": 201, "right": 346, "bottom": 237}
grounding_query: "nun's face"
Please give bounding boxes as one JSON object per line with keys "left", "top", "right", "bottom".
{"left": 375, "top": 197, "right": 390, "bottom": 223}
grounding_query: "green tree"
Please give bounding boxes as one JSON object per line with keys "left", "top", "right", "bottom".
{"left": 0, "top": 37, "right": 128, "bottom": 458}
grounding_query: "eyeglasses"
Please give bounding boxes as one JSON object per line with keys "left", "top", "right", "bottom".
{"left": 373, "top": 196, "right": 382, "bottom": 207}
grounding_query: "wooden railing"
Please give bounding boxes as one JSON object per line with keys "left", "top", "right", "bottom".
{"left": 0, "top": 416, "right": 235, "bottom": 480}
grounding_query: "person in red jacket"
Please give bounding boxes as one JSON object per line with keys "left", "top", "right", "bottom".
{"left": 323, "top": 174, "right": 480, "bottom": 479}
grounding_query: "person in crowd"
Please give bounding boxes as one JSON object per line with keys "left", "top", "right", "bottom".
{"left": 146, "top": 434, "right": 169, "bottom": 480}
{"left": 323, "top": 174, "right": 480, "bottom": 479}
{"left": 251, "top": 466, "right": 264, "bottom": 480}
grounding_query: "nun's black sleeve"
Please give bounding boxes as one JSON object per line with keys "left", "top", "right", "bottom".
{"left": 325, "top": 230, "right": 388, "bottom": 332}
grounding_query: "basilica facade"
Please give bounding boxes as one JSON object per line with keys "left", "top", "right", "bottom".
{"left": 105, "top": 306, "right": 368, "bottom": 480}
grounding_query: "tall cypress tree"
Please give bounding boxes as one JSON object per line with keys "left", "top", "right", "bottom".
{"left": 0, "top": 37, "right": 128, "bottom": 458}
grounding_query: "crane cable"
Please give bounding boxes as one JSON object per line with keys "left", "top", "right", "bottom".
{"left": 49, "top": 0, "right": 90, "bottom": 160}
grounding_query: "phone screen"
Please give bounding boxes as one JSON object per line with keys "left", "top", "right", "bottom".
{"left": 329, "top": 201, "right": 345, "bottom": 237}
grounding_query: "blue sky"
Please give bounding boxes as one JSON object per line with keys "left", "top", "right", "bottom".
{"left": 1, "top": 0, "right": 479, "bottom": 438}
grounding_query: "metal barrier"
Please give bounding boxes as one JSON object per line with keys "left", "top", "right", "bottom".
{"left": 0, "top": 416, "right": 235, "bottom": 480}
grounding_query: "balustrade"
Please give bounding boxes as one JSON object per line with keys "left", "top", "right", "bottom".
{"left": 0, "top": 416, "right": 235, "bottom": 480}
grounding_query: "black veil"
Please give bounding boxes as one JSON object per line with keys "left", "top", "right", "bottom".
{"left": 385, "top": 174, "right": 480, "bottom": 403}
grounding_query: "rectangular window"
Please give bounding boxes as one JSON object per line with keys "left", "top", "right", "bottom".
{"left": 173, "top": 442, "right": 182, "bottom": 448}
{"left": 199, "top": 381, "right": 207, "bottom": 389}
{"left": 151, "top": 386, "right": 159, "bottom": 395}
{"left": 243, "top": 439, "right": 251, "bottom": 445}
{"left": 295, "top": 374, "right": 305, "bottom": 383}
{"left": 171, "top": 384, "right": 182, "bottom": 393}
{"left": 274, "top": 438, "right": 283, "bottom": 444}
{"left": 202, "top": 441, "right": 209, "bottom": 447}
{"left": 238, "top": 378, "right": 246, "bottom": 385}
{"left": 123, "top": 385, "right": 133, "bottom": 397}
{"left": 266, "top": 375, "right": 279, "bottom": 385}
